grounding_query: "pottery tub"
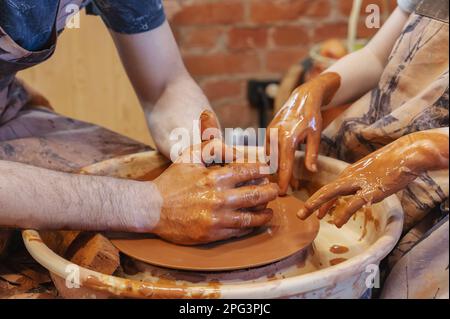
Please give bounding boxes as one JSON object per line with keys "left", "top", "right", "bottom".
{"left": 22, "top": 150, "right": 403, "bottom": 299}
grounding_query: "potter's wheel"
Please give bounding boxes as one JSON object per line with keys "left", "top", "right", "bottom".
{"left": 111, "top": 196, "right": 319, "bottom": 272}
{"left": 23, "top": 151, "right": 404, "bottom": 299}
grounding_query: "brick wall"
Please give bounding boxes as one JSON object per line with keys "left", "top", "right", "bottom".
{"left": 165, "top": 0, "right": 397, "bottom": 128}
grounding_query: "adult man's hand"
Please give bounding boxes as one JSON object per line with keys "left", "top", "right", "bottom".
{"left": 152, "top": 140, "right": 279, "bottom": 245}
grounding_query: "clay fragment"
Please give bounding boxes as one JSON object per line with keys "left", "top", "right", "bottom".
{"left": 40, "top": 230, "right": 80, "bottom": 256}
{"left": 51, "top": 233, "right": 119, "bottom": 299}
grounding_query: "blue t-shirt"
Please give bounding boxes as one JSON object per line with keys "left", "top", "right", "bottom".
{"left": 397, "top": 0, "right": 422, "bottom": 13}
{"left": 0, "top": 0, "right": 166, "bottom": 51}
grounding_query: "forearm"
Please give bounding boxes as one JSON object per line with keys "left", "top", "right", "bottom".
{"left": 0, "top": 161, "right": 161, "bottom": 232}
{"left": 324, "top": 7, "right": 410, "bottom": 108}
{"left": 323, "top": 47, "right": 385, "bottom": 108}
{"left": 111, "top": 22, "right": 216, "bottom": 158}
{"left": 146, "top": 73, "right": 215, "bottom": 158}
{"left": 407, "top": 128, "right": 449, "bottom": 171}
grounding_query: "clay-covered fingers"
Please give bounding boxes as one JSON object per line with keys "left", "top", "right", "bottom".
{"left": 238, "top": 177, "right": 270, "bottom": 187}
{"left": 237, "top": 176, "right": 271, "bottom": 211}
{"left": 332, "top": 187, "right": 398, "bottom": 227}
{"left": 317, "top": 198, "right": 337, "bottom": 219}
{"left": 248, "top": 204, "right": 269, "bottom": 212}
{"left": 239, "top": 178, "right": 270, "bottom": 211}
{"left": 305, "top": 126, "right": 321, "bottom": 172}
{"left": 265, "top": 123, "right": 278, "bottom": 158}
{"left": 214, "top": 208, "right": 274, "bottom": 229}
{"left": 175, "top": 139, "right": 215, "bottom": 164}
{"left": 277, "top": 136, "right": 297, "bottom": 195}
{"left": 178, "top": 139, "right": 237, "bottom": 165}
{"left": 200, "top": 110, "right": 221, "bottom": 141}
{"left": 214, "top": 163, "right": 272, "bottom": 187}
{"left": 201, "top": 139, "right": 237, "bottom": 165}
{"left": 331, "top": 195, "right": 368, "bottom": 228}
{"left": 297, "top": 178, "right": 359, "bottom": 219}
{"left": 223, "top": 183, "right": 279, "bottom": 209}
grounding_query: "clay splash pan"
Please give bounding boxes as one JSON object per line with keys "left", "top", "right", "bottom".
{"left": 110, "top": 196, "right": 320, "bottom": 272}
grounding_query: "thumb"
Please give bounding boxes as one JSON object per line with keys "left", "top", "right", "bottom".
{"left": 200, "top": 110, "right": 222, "bottom": 141}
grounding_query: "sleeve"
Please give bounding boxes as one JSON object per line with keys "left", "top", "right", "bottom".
{"left": 90, "top": 0, "right": 166, "bottom": 34}
{"left": 397, "top": 0, "right": 423, "bottom": 13}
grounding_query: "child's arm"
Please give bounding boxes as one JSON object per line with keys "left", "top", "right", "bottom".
{"left": 325, "top": 7, "right": 410, "bottom": 108}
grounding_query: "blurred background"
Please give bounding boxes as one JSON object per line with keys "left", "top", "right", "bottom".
{"left": 19, "top": 0, "right": 396, "bottom": 147}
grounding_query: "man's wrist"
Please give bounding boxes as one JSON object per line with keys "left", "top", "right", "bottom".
{"left": 74, "top": 175, "right": 162, "bottom": 233}
{"left": 122, "top": 180, "right": 163, "bottom": 233}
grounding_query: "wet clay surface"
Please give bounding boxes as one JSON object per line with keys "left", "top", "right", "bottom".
{"left": 329, "top": 245, "right": 349, "bottom": 254}
{"left": 329, "top": 258, "right": 347, "bottom": 266}
{"left": 298, "top": 131, "right": 449, "bottom": 227}
{"left": 266, "top": 72, "right": 341, "bottom": 195}
{"left": 111, "top": 196, "right": 319, "bottom": 272}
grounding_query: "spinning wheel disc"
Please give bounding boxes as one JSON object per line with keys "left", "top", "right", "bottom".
{"left": 111, "top": 196, "right": 319, "bottom": 272}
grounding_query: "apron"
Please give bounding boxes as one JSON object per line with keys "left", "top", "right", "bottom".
{"left": 321, "top": 0, "right": 449, "bottom": 299}
{"left": 0, "top": 0, "right": 149, "bottom": 173}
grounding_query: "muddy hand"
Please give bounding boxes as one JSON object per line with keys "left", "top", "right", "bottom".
{"left": 266, "top": 72, "right": 341, "bottom": 195}
{"left": 297, "top": 130, "right": 449, "bottom": 227}
{"left": 200, "top": 110, "right": 221, "bottom": 142}
{"left": 152, "top": 139, "right": 279, "bottom": 245}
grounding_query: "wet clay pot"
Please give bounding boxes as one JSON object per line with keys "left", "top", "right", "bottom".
{"left": 23, "top": 150, "right": 403, "bottom": 299}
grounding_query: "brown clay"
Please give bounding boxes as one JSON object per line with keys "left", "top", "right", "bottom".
{"left": 66, "top": 233, "right": 120, "bottom": 274}
{"left": 51, "top": 233, "right": 119, "bottom": 299}
{"left": 82, "top": 274, "right": 221, "bottom": 299}
{"left": 359, "top": 207, "right": 379, "bottom": 240}
{"left": 329, "top": 258, "right": 347, "bottom": 266}
{"left": 329, "top": 245, "right": 349, "bottom": 254}
{"left": 39, "top": 231, "right": 80, "bottom": 256}
{"left": 135, "top": 164, "right": 171, "bottom": 182}
{"left": 152, "top": 142, "right": 279, "bottom": 245}
{"left": 298, "top": 131, "right": 449, "bottom": 227}
{"left": 111, "top": 196, "right": 319, "bottom": 272}
{"left": 267, "top": 72, "right": 341, "bottom": 195}
{"left": 199, "top": 110, "right": 220, "bottom": 141}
